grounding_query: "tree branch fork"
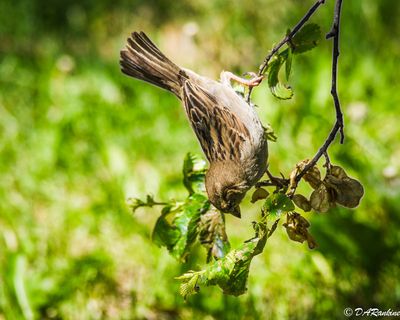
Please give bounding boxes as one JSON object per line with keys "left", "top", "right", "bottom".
{"left": 251, "top": 0, "right": 345, "bottom": 194}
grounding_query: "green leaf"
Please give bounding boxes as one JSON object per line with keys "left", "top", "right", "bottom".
{"left": 270, "top": 82, "right": 294, "bottom": 100}
{"left": 182, "top": 153, "right": 207, "bottom": 195}
{"left": 152, "top": 193, "right": 210, "bottom": 261}
{"left": 285, "top": 47, "right": 293, "bottom": 80}
{"left": 263, "top": 193, "right": 295, "bottom": 218}
{"left": 176, "top": 221, "right": 269, "bottom": 297}
{"left": 267, "top": 50, "right": 294, "bottom": 100}
{"left": 199, "top": 209, "right": 230, "bottom": 262}
{"left": 291, "top": 23, "right": 321, "bottom": 54}
{"left": 152, "top": 210, "right": 181, "bottom": 249}
{"left": 263, "top": 123, "right": 278, "bottom": 142}
{"left": 176, "top": 271, "right": 202, "bottom": 300}
{"left": 171, "top": 194, "right": 209, "bottom": 260}
{"left": 267, "top": 55, "right": 283, "bottom": 87}
{"left": 127, "top": 194, "right": 165, "bottom": 213}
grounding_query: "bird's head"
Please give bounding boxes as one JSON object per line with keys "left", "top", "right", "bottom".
{"left": 205, "top": 161, "right": 250, "bottom": 218}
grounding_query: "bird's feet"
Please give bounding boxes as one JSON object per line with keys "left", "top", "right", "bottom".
{"left": 220, "top": 71, "right": 264, "bottom": 88}
{"left": 255, "top": 170, "right": 289, "bottom": 189}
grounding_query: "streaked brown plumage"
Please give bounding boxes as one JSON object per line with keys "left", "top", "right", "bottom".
{"left": 120, "top": 31, "right": 268, "bottom": 217}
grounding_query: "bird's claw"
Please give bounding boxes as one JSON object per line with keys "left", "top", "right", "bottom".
{"left": 220, "top": 71, "right": 264, "bottom": 88}
{"left": 246, "top": 75, "right": 264, "bottom": 88}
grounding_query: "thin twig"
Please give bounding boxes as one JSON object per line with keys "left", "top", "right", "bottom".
{"left": 294, "top": 0, "right": 344, "bottom": 186}
{"left": 256, "top": 169, "right": 289, "bottom": 189}
{"left": 247, "top": 0, "right": 326, "bottom": 102}
{"left": 323, "top": 151, "right": 331, "bottom": 170}
{"left": 267, "top": 219, "right": 280, "bottom": 238}
{"left": 326, "top": 0, "right": 344, "bottom": 143}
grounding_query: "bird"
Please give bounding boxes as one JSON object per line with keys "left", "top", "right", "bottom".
{"left": 120, "top": 31, "right": 268, "bottom": 218}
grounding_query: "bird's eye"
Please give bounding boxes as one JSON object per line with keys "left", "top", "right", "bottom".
{"left": 219, "top": 196, "right": 231, "bottom": 212}
{"left": 221, "top": 189, "right": 228, "bottom": 201}
{"left": 220, "top": 201, "right": 229, "bottom": 211}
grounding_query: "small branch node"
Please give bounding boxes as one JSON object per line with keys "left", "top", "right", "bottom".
{"left": 246, "top": 0, "right": 326, "bottom": 102}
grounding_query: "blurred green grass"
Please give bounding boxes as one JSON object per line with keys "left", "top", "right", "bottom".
{"left": 0, "top": 0, "right": 399, "bottom": 319}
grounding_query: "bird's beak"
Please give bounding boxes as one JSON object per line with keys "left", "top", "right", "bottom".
{"left": 230, "top": 205, "right": 241, "bottom": 218}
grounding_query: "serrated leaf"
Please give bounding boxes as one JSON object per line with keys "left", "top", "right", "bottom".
{"left": 152, "top": 193, "right": 210, "bottom": 261}
{"left": 199, "top": 209, "right": 230, "bottom": 262}
{"left": 127, "top": 195, "right": 164, "bottom": 213}
{"left": 152, "top": 214, "right": 181, "bottom": 249}
{"left": 176, "top": 221, "right": 269, "bottom": 298}
{"left": 267, "top": 50, "right": 294, "bottom": 100}
{"left": 270, "top": 82, "right": 294, "bottom": 100}
{"left": 171, "top": 194, "right": 210, "bottom": 260}
{"left": 126, "top": 198, "right": 145, "bottom": 213}
{"left": 263, "top": 193, "right": 295, "bottom": 218}
{"left": 183, "top": 153, "right": 207, "bottom": 195}
{"left": 177, "top": 271, "right": 201, "bottom": 300}
{"left": 291, "top": 23, "right": 321, "bottom": 54}
{"left": 267, "top": 55, "right": 283, "bottom": 87}
{"left": 263, "top": 123, "right": 278, "bottom": 142}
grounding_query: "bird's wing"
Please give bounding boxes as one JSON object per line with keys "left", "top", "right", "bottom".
{"left": 182, "top": 80, "right": 251, "bottom": 162}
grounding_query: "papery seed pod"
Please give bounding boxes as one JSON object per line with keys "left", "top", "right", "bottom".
{"left": 330, "top": 165, "right": 348, "bottom": 179}
{"left": 290, "top": 159, "right": 322, "bottom": 189}
{"left": 295, "top": 159, "right": 310, "bottom": 171}
{"left": 331, "top": 177, "right": 364, "bottom": 208}
{"left": 310, "top": 184, "right": 333, "bottom": 213}
{"left": 292, "top": 194, "right": 312, "bottom": 212}
{"left": 304, "top": 165, "right": 322, "bottom": 189}
{"left": 283, "top": 212, "right": 316, "bottom": 248}
{"left": 295, "top": 213, "right": 311, "bottom": 228}
{"left": 324, "top": 163, "right": 364, "bottom": 208}
{"left": 324, "top": 174, "right": 341, "bottom": 186}
{"left": 251, "top": 188, "right": 270, "bottom": 203}
{"left": 291, "top": 159, "right": 307, "bottom": 177}
{"left": 306, "top": 233, "right": 318, "bottom": 249}
{"left": 283, "top": 224, "right": 306, "bottom": 243}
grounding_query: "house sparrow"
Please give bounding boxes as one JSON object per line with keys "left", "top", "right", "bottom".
{"left": 120, "top": 32, "right": 268, "bottom": 217}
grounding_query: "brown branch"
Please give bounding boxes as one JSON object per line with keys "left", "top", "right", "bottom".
{"left": 247, "top": 0, "right": 326, "bottom": 102}
{"left": 294, "top": 121, "right": 340, "bottom": 185}
{"left": 256, "top": 169, "right": 289, "bottom": 189}
{"left": 326, "top": 0, "right": 344, "bottom": 143}
{"left": 293, "top": 0, "right": 344, "bottom": 187}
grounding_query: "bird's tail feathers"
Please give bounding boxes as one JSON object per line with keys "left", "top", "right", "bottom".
{"left": 120, "top": 32, "right": 184, "bottom": 96}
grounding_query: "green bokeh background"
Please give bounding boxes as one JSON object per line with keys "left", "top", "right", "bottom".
{"left": 1, "top": 0, "right": 399, "bottom": 319}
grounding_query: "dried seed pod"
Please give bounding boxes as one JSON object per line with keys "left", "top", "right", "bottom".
{"left": 325, "top": 175, "right": 364, "bottom": 208}
{"left": 306, "top": 233, "right": 318, "bottom": 249}
{"left": 283, "top": 212, "right": 317, "bottom": 249}
{"left": 324, "top": 165, "right": 364, "bottom": 208}
{"left": 295, "top": 159, "right": 310, "bottom": 171}
{"left": 337, "top": 177, "right": 364, "bottom": 208}
{"left": 330, "top": 165, "right": 348, "bottom": 179}
{"left": 304, "top": 165, "right": 322, "bottom": 189}
{"left": 290, "top": 159, "right": 322, "bottom": 190}
{"left": 284, "top": 225, "right": 306, "bottom": 243}
{"left": 290, "top": 160, "right": 308, "bottom": 181}
{"left": 251, "top": 188, "right": 270, "bottom": 203}
{"left": 292, "top": 194, "right": 312, "bottom": 212}
{"left": 283, "top": 214, "right": 306, "bottom": 243}
{"left": 295, "top": 213, "right": 311, "bottom": 228}
{"left": 310, "top": 183, "right": 334, "bottom": 213}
